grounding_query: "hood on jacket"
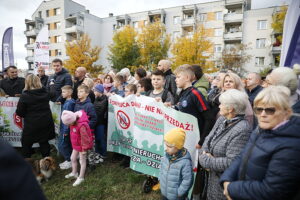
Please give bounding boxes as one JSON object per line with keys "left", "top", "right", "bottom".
{"left": 77, "top": 110, "right": 90, "bottom": 124}
{"left": 76, "top": 97, "right": 92, "bottom": 105}
{"left": 166, "top": 148, "right": 192, "bottom": 163}
{"left": 194, "top": 75, "right": 209, "bottom": 90}
{"left": 271, "top": 116, "right": 300, "bottom": 138}
{"left": 23, "top": 88, "right": 49, "bottom": 102}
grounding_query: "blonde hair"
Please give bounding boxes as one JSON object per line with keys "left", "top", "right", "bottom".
{"left": 254, "top": 86, "right": 292, "bottom": 112}
{"left": 24, "top": 74, "right": 42, "bottom": 91}
{"left": 78, "top": 84, "right": 90, "bottom": 93}
{"left": 221, "top": 72, "right": 245, "bottom": 92}
{"left": 83, "top": 78, "right": 94, "bottom": 90}
{"left": 174, "top": 64, "right": 194, "bottom": 81}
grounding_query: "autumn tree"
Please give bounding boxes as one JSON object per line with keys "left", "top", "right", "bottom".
{"left": 217, "top": 43, "right": 252, "bottom": 74}
{"left": 271, "top": 5, "right": 288, "bottom": 43}
{"left": 64, "top": 34, "right": 102, "bottom": 76}
{"left": 171, "top": 25, "right": 213, "bottom": 72}
{"left": 138, "top": 22, "right": 171, "bottom": 70}
{"left": 108, "top": 25, "right": 140, "bottom": 72}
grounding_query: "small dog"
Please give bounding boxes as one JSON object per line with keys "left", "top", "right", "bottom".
{"left": 26, "top": 157, "right": 56, "bottom": 184}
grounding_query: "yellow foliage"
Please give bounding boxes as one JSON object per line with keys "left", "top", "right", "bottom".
{"left": 271, "top": 6, "right": 287, "bottom": 34}
{"left": 171, "top": 25, "right": 213, "bottom": 72}
{"left": 137, "top": 21, "right": 171, "bottom": 69}
{"left": 64, "top": 34, "right": 101, "bottom": 75}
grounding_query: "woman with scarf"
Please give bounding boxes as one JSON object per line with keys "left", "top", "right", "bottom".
{"left": 103, "top": 74, "right": 114, "bottom": 94}
{"left": 198, "top": 89, "right": 251, "bottom": 200}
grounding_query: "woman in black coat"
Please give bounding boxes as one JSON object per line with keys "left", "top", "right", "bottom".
{"left": 16, "top": 74, "right": 55, "bottom": 158}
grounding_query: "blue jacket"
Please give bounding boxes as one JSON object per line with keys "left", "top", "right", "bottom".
{"left": 74, "top": 97, "right": 97, "bottom": 130}
{"left": 246, "top": 85, "right": 263, "bottom": 106}
{"left": 47, "top": 68, "right": 73, "bottom": 102}
{"left": 292, "top": 100, "right": 300, "bottom": 114}
{"left": 159, "top": 150, "right": 194, "bottom": 200}
{"left": 60, "top": 98, "right": 75, "bottom": 135}
{"left": 220, "top": 116, "right": 300, "bottom": 200}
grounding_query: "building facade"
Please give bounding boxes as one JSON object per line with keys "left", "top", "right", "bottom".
{"left": 25, "top": 0, "right": 285, "bottom": 73}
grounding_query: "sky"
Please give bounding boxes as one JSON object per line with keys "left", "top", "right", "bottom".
{"left": 0, "top": 0, "right": 291, "bottom": 69}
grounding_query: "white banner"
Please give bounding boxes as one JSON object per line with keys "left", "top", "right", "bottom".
{"left": 34, "top": 26, "right": 50, "bottom": 74}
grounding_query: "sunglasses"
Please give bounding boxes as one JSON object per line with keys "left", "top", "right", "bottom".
{"left": 253, "top": 107, "right": 276, "bottom": 115}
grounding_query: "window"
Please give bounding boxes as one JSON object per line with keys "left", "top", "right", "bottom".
{"left": 133, "top": 21, "right": 138, "bottom": 29}
{"left": 215, "top": 28, "right": 223, "bottom": 37}
{"left": 199, "top": 13, "right": 207, "bottom": 22}
{"left": 46, "top": 10, "right": 49, "bottom": 17}
{"left": 173, "top": 31, "right": 181, "bottom": 40}
{"left": 38, "top": 11, "right": 42, "bottom": 18}
{"left": 54, "top": 8, "right": 61, "bottom": 16}
{"left": 256, "top": 38, "right": 266, "bottom": 48}
{"left": 173, "top": 16, "right": 180, "bottom": 25}
{"left": 255, "top": 57, "right": 265, "bottom": 66}
{"left": 55, "top": 36, "right": 62, "bottom": 43}
{"left": 184, "top": 13, "right": 193, "bottom": 19}
{"left": 257, "top": 20, "right": 267, "bottom": 30}
{"left": 55, "top": 49, "right": 62, "bottom": 56}
{"left": 215, "top": 11, "right": 223, "bottom": 20}
{"left": 214, "top": 44, "right": 222, "bottom": 53}
{"left": 54, "top": 22, "right": 61, "bottom": 29}
{"left": 47, "top": 24, "right": 50, "bottom": 30}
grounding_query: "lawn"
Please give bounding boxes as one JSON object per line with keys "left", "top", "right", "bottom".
{"left": 41, "top": 152, "right": 161, "bottom": 200}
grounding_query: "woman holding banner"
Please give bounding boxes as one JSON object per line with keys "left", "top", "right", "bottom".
{"left": 198, "top": 89, "right": 251, "bottom": 200}
{"left": 16, "top": 74, "right": 55, "bottom": 158}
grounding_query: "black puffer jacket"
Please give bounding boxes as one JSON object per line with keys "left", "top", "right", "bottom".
{"left": 47, "top": 68, "right": 72, "bottom": 101}
{"left": 0, "top": 77, "right": 25, "bottom": 96}
{"left": 94, "top": 95, "right": 108, "bottom": 125}
{"left": 16, "top": 87, "right": 55, "bottom": 143}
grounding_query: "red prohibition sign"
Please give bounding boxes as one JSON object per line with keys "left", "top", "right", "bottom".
{"left": 117, "top": 110, "right": 130, "bottom": 129}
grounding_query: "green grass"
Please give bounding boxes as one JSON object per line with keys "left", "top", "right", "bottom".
{"left": 41, "top": 152, "right": 161, "bottom": 200}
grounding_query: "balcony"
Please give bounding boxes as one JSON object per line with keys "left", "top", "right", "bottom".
{"left": 24, "top": 29, "right": 39, "bottom": 37}
{"left": 272, "top": 45, "right": 281, "bottom": 54}
{"left": 225, "top": 0, "right": 243, "bottom": 6}
{"left": 224, "top": 31, "right": 242, "bottom": 41}
{"left": 25, "top": 43, "right": 34, "bottom": 49}
{"left": 224, "top": 13, "right": 243, "bottom": 23}
{"left": 64, "top": 25, "right": 84, "bottom": 34}
{"left": 25, "top": 56, "right": 34, "bottom": 62}
{"left": 181, "top": 18, "right": 195, "bottom": 27}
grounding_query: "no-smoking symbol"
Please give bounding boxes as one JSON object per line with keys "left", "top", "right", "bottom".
{"left": 117, "top": 110, "right": 130, "bottom": 129}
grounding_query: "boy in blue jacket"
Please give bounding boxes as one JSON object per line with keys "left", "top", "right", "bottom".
{"left": 59, "top": 85, "right": 75, "bottom": 170}
{"left": 159, "top": 128, "right": 193, "bottom": 200}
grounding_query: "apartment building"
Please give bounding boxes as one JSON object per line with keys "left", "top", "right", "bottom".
{"left": 25, "top": 0, "right": 285, "bottom": 73}
{"left": 24, "top": 0, "right": 102, "bottom": 70}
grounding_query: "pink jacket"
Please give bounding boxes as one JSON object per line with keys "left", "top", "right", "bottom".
{"left": 70, "top": 110, "right": 94, "bottom": 152}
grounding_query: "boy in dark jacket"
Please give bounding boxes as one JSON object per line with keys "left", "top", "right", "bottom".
{"left": 93, "top": 84, "right": 108, "bottom": 162}
{"left": 159, "top": 128, "right": 193, "bottom": 200}
{"left": 58, "top": 85, "right": 75, "bottom": 170}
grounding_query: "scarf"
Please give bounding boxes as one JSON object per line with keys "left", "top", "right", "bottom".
{"left": 166, "top": 148, "right": 187, "bottom": 162}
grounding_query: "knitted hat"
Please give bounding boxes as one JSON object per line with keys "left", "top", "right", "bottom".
{"left": 61, "top": 110, "right": 78, "bottom": 125}
{"left": 94, "top": 84, "right": 104, "bottom": 93}
{"left": 164, "top": 128, "right": 186, "bottom": 149}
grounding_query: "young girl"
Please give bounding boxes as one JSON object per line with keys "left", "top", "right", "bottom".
{"left": 61, "top": 110, "right": 94, "bottom": 186}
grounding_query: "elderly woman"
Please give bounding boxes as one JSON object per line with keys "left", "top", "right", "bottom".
{"left": 198, "top": 89, "right": 251, "bottom": 200}
{"left": 220, "top": 86, "right": 300, "bottom": 200}
{"left": 16, "top": 74, "right": 55, "bottom": 158}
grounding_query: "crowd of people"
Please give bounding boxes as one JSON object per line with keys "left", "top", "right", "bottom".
{"left": 0, "top": 58, "right": 300, "bottom": 199}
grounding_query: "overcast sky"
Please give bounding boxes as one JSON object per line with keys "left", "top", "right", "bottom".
{"left": 0, "top": 0, "right": 291, "bottom": 69}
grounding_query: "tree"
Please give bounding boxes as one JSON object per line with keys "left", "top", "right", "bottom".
{"left": 217, "top": 43, "right": 252, "bottom": 74}
{"left": 271, "top": 5, "right": 288, "bottom": 43}
{"left": 171, "top": 25, "right": 214, "bottom": 72}
{"left": 108, "top": 25, "right": 140, "bottom": 72}
{"left": 64, "top": 34, "right": 102, "bottom": 76}
{"left": 138, "top": 22, "right": 171, "bottom": 70}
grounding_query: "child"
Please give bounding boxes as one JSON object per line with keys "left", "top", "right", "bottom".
{"left": 137, "top": 78, "right": 153, "bottom": 95}
{"left": 110, "top": 74, "right": 125, "bottom": 97}
{"left": 124, "top": 83, "right": 137, "bottom": 97}
{"left": 174, "top": 65, "right": 214, "bottom": 147}
{"left": 59, "top": 85, "right": 75, "bottom": 170}
{"left": 74, "top": 85, "right": 98, "bottom": 168}
{"left": 159, "top": 128, "right": 193, "bottom": 200}
{"left": 147, "top": 70, "right": 174, "bottom": 104}
{"left": 93, "top": 84, "right": 108, "bottom": 162}
{"left": 61, "top": 110, "right": 94, "bottom": 186}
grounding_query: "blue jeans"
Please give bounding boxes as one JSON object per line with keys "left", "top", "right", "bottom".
{"left": 95, "top": 125, "right": 107, "bottom": 156}
{"left": 58, "top": 132, "right": 72, "bottom": 161}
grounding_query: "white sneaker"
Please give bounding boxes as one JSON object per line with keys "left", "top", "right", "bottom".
{"left": 65, "top": 172, "right": 78, "bottom": 179}
{"left": 59, "top": 160, "right": 69, "bottom": 167}
{"left": 73, "top": 177, "right": 84, "bottom": 186}
{"left": 60, "top": 161, "right": 72, "bottom": 169}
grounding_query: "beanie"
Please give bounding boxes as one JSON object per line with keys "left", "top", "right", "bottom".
{"left": 61, "top": 110, "right": 77, "bottom": 125}
{"left": 94, "top": 84, "right": 104, "bottom": 93}
{"left": 164, "top": 128, "right": 186, "bottom": 149}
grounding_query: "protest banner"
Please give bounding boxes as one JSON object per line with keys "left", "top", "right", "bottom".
{"left": 0, "top": 97, "right": 61, "bottom": 148}
{"left": 107, "top": 94, "right": 199, "bottom": 177}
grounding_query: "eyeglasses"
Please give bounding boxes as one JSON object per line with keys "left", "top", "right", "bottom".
{"left": 253, "top": 107, "right": 276, "bottom": 115}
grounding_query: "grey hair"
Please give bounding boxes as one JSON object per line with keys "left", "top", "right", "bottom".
{"left": 219, "top": 89, "right": 249, "bottom": 115}
{"left": 160, "top": 59, "right": 172, "bottom": 68}
{"left": 271, "top": 67, "right": 297, "bottom": 95}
